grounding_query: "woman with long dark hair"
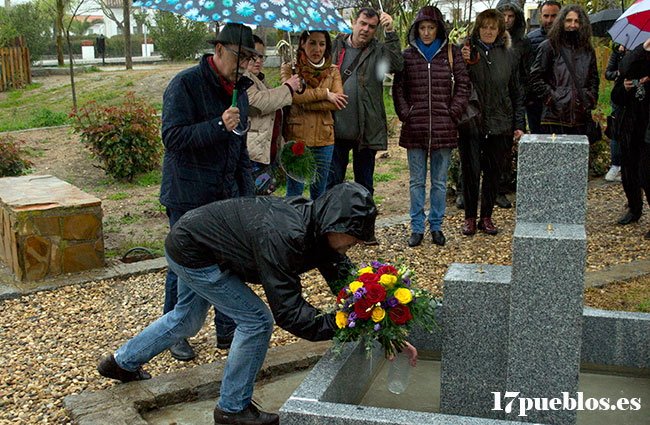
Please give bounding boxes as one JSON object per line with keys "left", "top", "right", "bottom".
{"left": 281, "top": 30, "right": 347, "bottom": 200}
{"left": 459, "top": 9, "right": 526, "bottom": 236}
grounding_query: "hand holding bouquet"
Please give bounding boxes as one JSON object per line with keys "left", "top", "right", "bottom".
{"left": 331, "top": 261, "right": 439, "bottom": 358}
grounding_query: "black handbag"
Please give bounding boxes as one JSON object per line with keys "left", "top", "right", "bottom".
{"left": 448, "top": 43, "right": 481, "bottom": 130}
{"left": 604, "top": 113, "right": 617, "bottom": 140}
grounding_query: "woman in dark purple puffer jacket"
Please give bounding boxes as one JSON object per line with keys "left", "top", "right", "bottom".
{"left": 393, "top": 6, "right": 471, "bottom": 247}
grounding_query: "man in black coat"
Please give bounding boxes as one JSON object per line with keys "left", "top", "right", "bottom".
{"left": 158, "top": 23, "right": 260, "bottom": 361}
{"left": 525, "top": 0, "right": 561, "bottom": 134}
{"left": 98, "top": 183, "right": 385, "bottom": 425}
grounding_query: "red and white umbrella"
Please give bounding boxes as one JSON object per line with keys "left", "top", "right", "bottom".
{"left": 609, "top": 0, "right": 650, "bottom": 49}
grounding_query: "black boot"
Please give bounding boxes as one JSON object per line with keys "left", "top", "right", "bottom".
{"left": 495, "top": 194, "right": 512, "bottom": 209}
{"left": 407, "top": 233, "right": 423, "bottom": 247}
{"left": 170, "top": 338, "right": 195, "bottom": 361}
{"left": 617, "top": 211, "right": 641, "bottom": 225}
{"left": 214, "top": 401, "right": 279, "bottom": 425}
{"left": 431, "top": 230, "right": 446, "bottom": 246}
{"left": 98, "top": 354, "right": 151, "bottom": 382}
{"left": 217, "top": 335, "right": 233, "bottom": 350}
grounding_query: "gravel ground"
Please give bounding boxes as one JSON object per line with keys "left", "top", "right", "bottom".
{"left": 1, "top": 182, "right": 649, "bottom": 424}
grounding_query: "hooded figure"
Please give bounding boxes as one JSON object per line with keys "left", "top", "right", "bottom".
{"left": 392, "top": 5, "right": 470, "bottom": 247}
{"left": 98, "top": 182, "right": 377, "bottom": 425}
{"left": 497, "top": 0, "right": 532, "bottom": 100}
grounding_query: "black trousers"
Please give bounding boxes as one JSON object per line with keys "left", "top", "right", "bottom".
{"left": 458, "top": 129, "right": 508, "bottom": 219}
{"left": 620, "top": 137, "right": 650, "bottom": 216}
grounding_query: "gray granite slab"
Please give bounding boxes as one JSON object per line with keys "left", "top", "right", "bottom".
{"left": 508, "top": 222, "right": 587, "bottom": 424}
{"left": 440, "top": 263, "right": 512, "bottom": 419}
{"left": 515, "top": 134, "right": 589, "bottom": 225}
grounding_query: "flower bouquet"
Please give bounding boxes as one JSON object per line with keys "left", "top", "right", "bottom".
{"left": 331, "top": 261, "right": 440, "bottom": 358}
{"left": 279, "top": 140, "right": 317, "bottom": 184}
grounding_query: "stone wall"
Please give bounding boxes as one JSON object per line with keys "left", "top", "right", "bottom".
{"left": 0, "top": 175, "right": 104, "bottom": 281}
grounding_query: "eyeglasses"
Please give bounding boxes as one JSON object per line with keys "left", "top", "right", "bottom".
{"left": 253, "top": 54, "right": 267, "bottom": 62}
{"left": 222, "top": 45, "right": 257, "bottom": 63}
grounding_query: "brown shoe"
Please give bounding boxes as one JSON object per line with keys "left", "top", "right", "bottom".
{"left": 478, "top": 217, "right": 498, "bottom": 235}
{"left": 98, "top": 354, "right": 151, "bottom": 382}
{"left": 462, "top": 218, "right": 476, "bottom": 235}
{"left": 214, "top": 401, "right": 279, "bottom": 425}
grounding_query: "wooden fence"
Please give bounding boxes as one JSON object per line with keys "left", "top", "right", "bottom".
{"left": 0, "top": 37, "right": 31, "bottom": 92}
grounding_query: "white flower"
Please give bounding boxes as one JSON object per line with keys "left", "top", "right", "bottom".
{"left": 274, "top": 18, "right": 292, "bottom": 30}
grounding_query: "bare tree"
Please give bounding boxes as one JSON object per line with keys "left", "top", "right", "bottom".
{"left": 98, "top": 0, "right": 124, "bottom": 31}
{"left": 64, "top": 0, "right": 86, "bottom": 110}
{"left": 123, "top": 0, "right": 131, "bottom": 69}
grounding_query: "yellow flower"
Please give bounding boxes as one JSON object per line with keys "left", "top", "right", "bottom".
{"left": 358, "top": 266, "right": 374, "bottom": 275}
{"left": 336, "top": 311, "right": 348, "bottom": 328}
{"left": 379, "top": 274, "right": 397, "bottom": 288}
{"left": 371, "top": 306, "right": 385, "bottom": 322}
{"left": 349, "top": 280, "right": 363, "bottom": 293}
{"left": 394, "top": 288, "right": 413, "bottom": 304}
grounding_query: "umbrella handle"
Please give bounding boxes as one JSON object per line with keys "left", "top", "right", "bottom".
{"left": 232, "top": 89, "right": 238, "bottom": 107}
{"left": 291, "top": 65, "right": 306, "bottom": 94}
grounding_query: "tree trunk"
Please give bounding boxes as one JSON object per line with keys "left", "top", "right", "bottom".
{"left": 56, "top": 0, "right": 65, "bottom": 66}
{"left": 5, "top": 0, "right": 11, "bottom": 9}
{"left": 65, "top": 29, "right": 77, "bottom": 111}
{"left": 123, "top": 0, "right": 132, "bottom": 70}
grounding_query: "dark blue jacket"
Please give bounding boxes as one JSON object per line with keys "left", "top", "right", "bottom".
{"left": 160, "top": 54, "right": 255, "bottom": 212}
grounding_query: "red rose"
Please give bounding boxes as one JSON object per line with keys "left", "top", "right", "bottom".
{"left": 377, "top": 265, "right": 398, "bottom": 276}
{"left": 364, "top": 282, "right": 386, "bottom": 303}
{"left": 358, "top": 273, "right": 380, "bottom": 284}
{"left": 389, "top": 305, "right": 412, "bottom": 325}
{"left": 337, "top": 287, "right": 350, "bottom": 304}
{"left": 354, "top": 298, "right": 375, "bottom": 319}
{"left": 292, "top": 142, "right": 305, "bottom": 156}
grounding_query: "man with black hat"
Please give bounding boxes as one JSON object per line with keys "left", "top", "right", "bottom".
{"left": 158, "top": 23, "right": 262, "bottom": 361}
{"left": 98, "top": 182, "right": 395, "bottom": 425}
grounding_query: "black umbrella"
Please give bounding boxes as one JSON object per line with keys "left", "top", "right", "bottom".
{"left": 590, "top": 8, "right": 623, "bottom": 37}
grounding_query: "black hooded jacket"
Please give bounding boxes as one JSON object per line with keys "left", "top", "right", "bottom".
{"left": 619, "top": 43, "right": 650, "bottom": 144}
{"left": 497, "top": 0, "right": 532, "bottom": 100}
{"left": 164, "top": 182, "right": 378, "bottom": 342}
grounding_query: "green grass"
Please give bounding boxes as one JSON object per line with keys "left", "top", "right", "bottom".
{"left": 374, "top": 172, "right": 397, "bottom": 183}
{"left": 637, "top": 299, "right": 650, "bottom": 313}
{"left": 383, "top": 86, "right": 396, "bottom": 116}
{"left": 108, "top": 238, "right": 165, "bottom": 259}
{"left": 119, "top": 214, "right": 141, "bottom": 224}
{"left": 390, "top": 160, "right": 409, "bottom": 174}
{"left": 107, "top": 192, "right": 130, "bottom": 200}
{"left": 135, "top": 169, "right": 162, "bottom": 187}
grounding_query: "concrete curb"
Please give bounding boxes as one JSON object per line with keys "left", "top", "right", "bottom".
{"left": 63, "top": 341, "right": 330, "bottom": 425}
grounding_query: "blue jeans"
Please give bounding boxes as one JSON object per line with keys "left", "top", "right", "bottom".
{"left": 610, "top": 139, "right": 621, "bottom": 167}
{"left": 116, "top": 254, "right": 274, "bottom": 413}
{"left": 286, "top": 144, "right": 334, "bottom": 200}
{"left": 164, "top": 208, "right": 236, "bottom": 339}
{"left": 326, "top": 138, "right": 377, "bottom": 195}
{"left": 407, "top": 148, "right": 452, "bottom": 234}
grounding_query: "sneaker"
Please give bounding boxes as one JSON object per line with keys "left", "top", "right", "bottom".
{"left": 214, "top": 401, "right": 279, "bottom": 425}
{"left": 97, "top": 354, "right": 151, "bottom": 383}
{"left": 605, "top": 165, "right": 621, "bottom": 182}
{"left": 455, "top": 193, "right": 465, "bottom": 209}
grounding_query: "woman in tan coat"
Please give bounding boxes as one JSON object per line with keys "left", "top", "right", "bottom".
{"left": 281, "top": 30, "right": 347, "bottom": 199}
{"left": 245, "top": 35, "right": 300, "bottom": 194}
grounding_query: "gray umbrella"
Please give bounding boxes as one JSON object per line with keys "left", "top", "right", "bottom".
{"left": 590, "top": 8, "right": 623, "bottom": 37}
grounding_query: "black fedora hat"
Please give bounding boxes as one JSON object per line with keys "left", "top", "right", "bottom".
{"left": 208, "top": 23, "right": 262, "bottom": 56}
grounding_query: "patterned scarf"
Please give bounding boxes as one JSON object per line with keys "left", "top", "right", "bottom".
{"left": 296, "top": 51, "right": 332, "bottom": 88}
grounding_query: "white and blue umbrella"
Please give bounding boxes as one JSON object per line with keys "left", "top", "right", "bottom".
{"left": 132, "top": 0, "right": 352, "bottom": 33}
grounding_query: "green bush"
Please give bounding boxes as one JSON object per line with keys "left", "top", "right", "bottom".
{"left": 0, "top": 135, "right": 33, "bottom": 177}
{"left": 70, "top": 93, "right": 163, "bottom": 181}
{"left": 146, "top": 10, "right": 209, "bottom": 61}
{"left": 0, "top": 3, "right": 51, "bottom": 62}
{"left": 105, "top": 34, "right": 146, "bottom": 58}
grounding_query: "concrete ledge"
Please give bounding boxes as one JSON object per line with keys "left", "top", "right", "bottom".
{"left": 63, "top": 340, "right": 330, "bottom": 424}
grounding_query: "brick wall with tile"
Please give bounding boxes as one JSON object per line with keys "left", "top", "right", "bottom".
{"left": 0, "top": 175, "right": 104, "bottom": 281}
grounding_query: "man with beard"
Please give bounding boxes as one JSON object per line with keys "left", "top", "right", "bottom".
{"left": 525, "top": 0, "right": 561, "bottom": 134}
{"left": 529, "top": 4, "right": 599, "bottom": 137}
{"left": 496, "top": 0, "right": 532, "bottom": 209}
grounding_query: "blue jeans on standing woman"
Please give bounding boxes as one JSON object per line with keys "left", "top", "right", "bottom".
{"left": 326, "top": 138, "right": 377, "bottom": 195}
{"left": 164, "top": 208, "right": 236, "bottom": 340}
{"left": 286, "top": 144, "right": 334, "bottom": 200}
{"left": 407, "top": 148, "right": 452, "bottom": 234}
{"left": 116, "top": 253, "right": 274, "bottom": 413}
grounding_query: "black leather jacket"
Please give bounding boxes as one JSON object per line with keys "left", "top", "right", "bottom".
{"left": 165, "top": 183, "right": 377, "bottom": 342}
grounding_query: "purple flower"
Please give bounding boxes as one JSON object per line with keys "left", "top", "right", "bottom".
{"left": 386, "top": 296, "right": 399, "bottom": 307}
{"left": 353, "top": 287, "right": 367, "bottom": 300}
{"left": 348, "top": 321, "right": 356, "bottom": 328}
{"left": 370, "top": 261, "right": 382, "bottom": 269}
{"left": 374, "top": 324, "right": 382, "bottom": 331}
{"left": 403, "top": 277, "right": 411, "bottom": 287}
{"left": 348, "top": 312, "right": 358, "bottom": 322}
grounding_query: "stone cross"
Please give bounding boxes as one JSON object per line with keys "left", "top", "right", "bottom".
{"left": 440, "top": 134, "right": 589, "bottom": 425}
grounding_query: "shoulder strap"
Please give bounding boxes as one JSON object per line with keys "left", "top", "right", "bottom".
{"left": 448, "top": 43, "right": 455, "bottom": 90}
{"left": 558, "top": 46, "right": 588, "bottom": 106}
{"left": 340, "top": 47, "right": 366, "bottom": 85}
